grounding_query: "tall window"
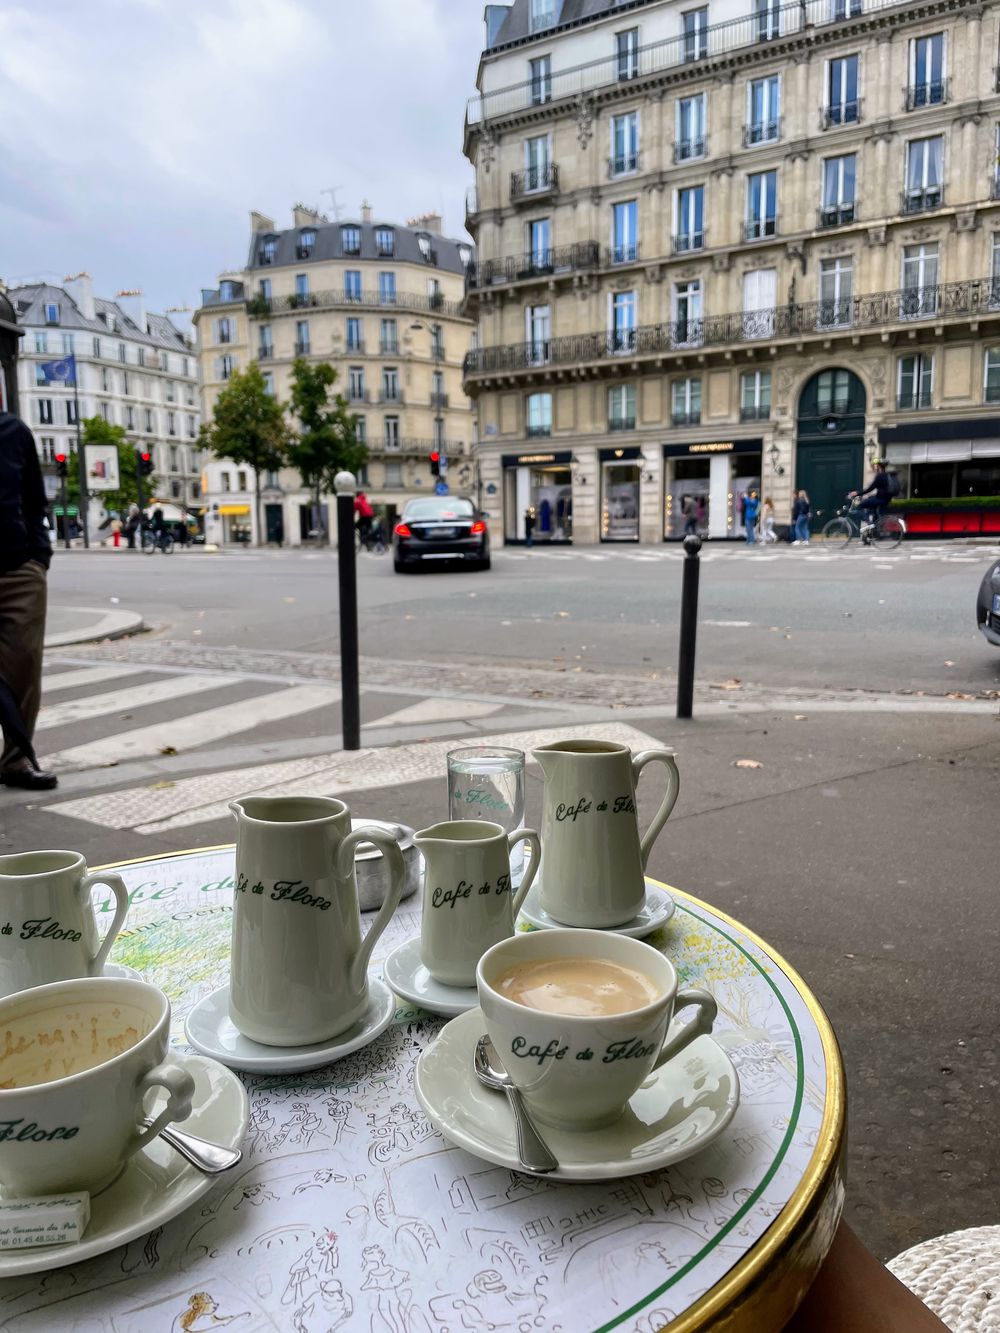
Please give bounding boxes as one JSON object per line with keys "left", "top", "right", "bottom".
{"left": 344, "top": 270, "right": 362, "bottom": 301}
{"left": 258, "top": 324, "right": 273, "bottom": 356}
{"left": 259, "top": 237, "right": 276, "bottom": 264}
{"left": 672, "top": 377, "right": 701, "bottom": 425}
{"left": 616, "top": 28, "right": 639, "bottom": 80}
{"left": 67, "top": 399, "right": 78, "bottom": 424}
{"left": 61, "top": 332, "right": 73, "bottom": 355}
{"left": 126, "top": 406, "right": 135, "bottom": 430}
{"left": 991, "top": 234, "right": 1000, "bottom": 305}
{"left": 672, "top": 281, "right": 702, "bottom": 347}
{"left": 384, "top": 461, "right": 403, "bottom": 486}
{"left": 382, "top": 367, "right": 400, "bottom": 401}
{"left": 756, "top": 0, "right": 780, "bottom": 41}
{"left": 294, "top": 273, "right": 310, "bottom": 302}
{"left": 526, "top": 304, "right": 551, "bottom": 363}
{"left": 524, "top": 134, "right": 552, "bottom": 190}
{"left": 380, "top": 318, "right": 398, "bottom": 353}
{"left": 432, "top": 370, "right": 445, "bottom": 404}
{"left": 530, "top": 54, "right": 552, "bottom": 104}
{"left": 341, "top": 226, "right": 361, "bottom": 255}
{"left": 93, "top": 336, "right": 101, "bottom": 357}
{"left": 218, "top": 354, "right": 234, "bottom": 380}
{"left": 611, "top": 199, "right": 638, "bottom": 263}
{"left": 298, "top": 229, "right": 315, "bottom": 257}
{"left": 676, "top": 93, "right": 706, "bottom": 160}
{"left": 908, "top": 34, "right": 945, "bottom": 108}
{"left": 144, "top": 408, "right": 153, "bottom": 432}
{"left": 258, "top": 278, "right": 272, "bottom": 301}
{"left": 901, "top": 243, "right": 939, "bottom": 318}
{"left": 431, "top": 324, "right": 445, "bottom": 358}
{"left": 526, "top": 392, "right": 553, "bottom": 436}
{"left": 529, "top": 0, "right": 556, "bottom": 31}
{"left": 898, "top": 354, "right": 933, "bottom": 409}
{"left": 608, "top": 384, "right": 636, "bottom": 430}
{"left": 528, "top": 217, "right": 551, "bottom": 268}
{"left": 37, "top": 399, "right": 53, "bottom": 425}
{"left": 378, "top": 271, "right": 396, "bottom": 303}
{"left": 984, "top": 349, "right": 1000, "bottom": 403}
{"left": 746, "top": 170, "right": 778, "bottom": 238}
{"left": 683, "top": 7, "right": 708, "bottom": 61}
{"left": 375, "top": 227, "right": 395, "bottom": 256}
{"left": 818, "top": 257, "right": 853, "bottom": 327}
{"left": 674, "top": 186, "right": 704, "bottom": 251}
{"left": 295, "top": 320, "right": 310, "bottom": 354}
{"left": 741, "top": 370, "right": 771, "bottom": 419}
{"left": 348, "top": 366, "right": 366, "bottom": 400}
{"left": 33, "top": 332, "right": 47, "bottom": 353}
{"left": 119, "top": 342, "right": 127, "bottom": 363}
{"left": 816, "top": 370, "right": 853, "bottom": 415}
{"left": 215, "top": 317, "right": 231, "bottom": 344}
{"left": 610, "top": 111, "right": 639, "bottom": 175}
{"left": 346, "top": 316, "right": 362, "bottom": 350}
{"left": 746, "top": 76, "right": 780, "bottom": 144}
{"left": 905, "top": 137, "right": 943, "bottom": 210}
{"left": 826, "top": 56, "right": 860, "bottom": 126}
{"left": 821, "top": 154, "right": 857, "bottom": 225}
{"left": 353, "top": 415, "right": 366, "bottom": 445}
{"left": 832, "top": 0, "right": 863, "bottom": 16}
{"left": 611, "top": 290, "right": 637, "bottom": 351}
{"left": 384, "top": 416, "right": 400, "bottom": 449}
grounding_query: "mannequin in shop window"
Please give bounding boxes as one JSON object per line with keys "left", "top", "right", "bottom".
{"left": 538, "top": 496, "right": 552, "bottom": 536}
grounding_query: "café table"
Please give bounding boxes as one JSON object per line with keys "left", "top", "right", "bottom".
{"left": 0, "top": 847, "right": 845, "bottom": 1333}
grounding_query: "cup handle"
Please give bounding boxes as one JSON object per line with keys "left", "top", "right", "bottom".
{"left": 653, "top": 988, "right": 718, "bottom": 1069}
{"left": 338, "top": 828, "right": 406, "bottom": 992}
{"left": 509, "top": 829, "right": 541, "bottom": 916}
{"left": 81, "top": 870, "right": 130, "bottom": 975}
{"left": 632, "top": 750, "right": 681, "bottom": 869}
{"left": 128, "top": 1062, "right": 196, "bottom": 1156}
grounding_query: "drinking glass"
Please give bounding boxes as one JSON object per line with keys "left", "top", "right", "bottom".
{"left": 446, "top": 747, "right": 527, "bottom": 882}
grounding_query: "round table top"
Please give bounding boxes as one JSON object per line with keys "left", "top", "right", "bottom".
{"left": 2, "top": 848, "right": 844, "bottom": 1332}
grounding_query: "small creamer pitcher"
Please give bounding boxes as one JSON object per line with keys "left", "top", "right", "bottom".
{"left": 532, "top": 740, "right": 680, "bottom": 928}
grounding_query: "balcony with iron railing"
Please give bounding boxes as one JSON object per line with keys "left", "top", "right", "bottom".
{"left": 740, "top": 404, "right": 772, "bottom": 421}
{"left": 379, "top": 339, "right": 399, "bottom": 355}
{"left": 607, "top": 242, "right": 641, "bottom": 266}
{"left": 904, "top": 79, "right": 948, "bottom": 111}
{"left": 673, "top": 137, "right": 707, "bottom": 163}
{"left": 672, "top": 410, "right": 702, "bottom": 426}
{"left": 257, "top": 345, "right": 275, "bottom": 360}
{"left": 237, "top": 288, "right": 464, "bottom": 319}
{"left": 526, "top": 424, "right": 552, "bottom": 437}
{"left": 463, "top": 276, "right": 1000, "bottom": 380}
{"left": 430, "top": 392, "right": 449, "bottom": 408}
{"left": 294, "top": 340, "right": 311, "bottom": 355}
{"left": 466, "top": 0, "right": 909, "bottom": 128}
{"left": 465, "top": 242, "right": 600, "bottom": 291}
{"left": 379, "top": 390, "right": 405, "bottom": 405}
{"left": 744, "top": 217, "right": 778, "bottom": 241}
{"left": 510, "top": 164, "right": 559, "bottom": 203}
{"left": 672, "top": 231, "right": 705, "bottom": 254}
{"left": 608, "top": 152, "right": 641, "bottom": 178}
{"left": 897, "top": 387, "right": 934, "bottom": 410}
{"left": 346, "top": 340, "right": 366, "bottom": 354}
{"left": 901, "top": 186, "right": 944, "bottom": 214}
{"left": 742, "top": 118, "right": 781, "bottom": 147}
{"left": 608, "top": 415, "right": 637, "bottom": 432}
{"left": 821, "top": 99, "right": 862, "bottom": 129}
{"left": 818, "top": 202, "right": 856, "bottom": 228}
{"left": 347, "top": 388, "right": 370, "bottom": 404}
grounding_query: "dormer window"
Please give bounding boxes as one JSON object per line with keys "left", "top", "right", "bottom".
{"left": 341, "top": 225, "right": 361, "bottom": 255}
{"left": 375, "top": 227, "right": 395, "bottom": 257}
{"left": 530, "top": 0, "right": 557, "bottom": 32}
{"left": 219, "top": 280, "right": 237, "bottom": 301}
{"left": 458, "top": 245, "right": 472, "bottom": 266}
{"left": 44, "top": 302, "right": 60, "bottom": 325}
{"left": 259, "top": 236, "right": 277, "bottom": 264}
{"left": 297, "top": 228, "right": 316, "bottom": 259}
{"left": 417, "top": 235, "right": 431, "bottom": 259}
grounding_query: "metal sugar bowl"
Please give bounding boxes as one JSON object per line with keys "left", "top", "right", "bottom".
{"left": 351, "top": 819, "right": 421, "bottom": 911}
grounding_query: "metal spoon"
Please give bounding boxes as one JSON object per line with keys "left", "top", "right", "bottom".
{"left": 145, "top": 1121, "right": 243, "bottom": 1175}
{"left": 474, "top": 1035, "right": 558, "bottom": 1174}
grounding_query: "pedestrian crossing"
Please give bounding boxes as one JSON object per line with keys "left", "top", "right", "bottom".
{"left": 502, "top": 543, "right": 1000, "bottom": 565}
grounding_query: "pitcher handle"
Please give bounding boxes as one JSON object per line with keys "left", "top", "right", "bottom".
{"left": 338, "top": 828, "right": 406, "bottom": 992}
{"left": 81, "top": 870, "right": 130, "bottom": 975}
{"left": 632, "top": 750, "right": 681, "bottom": 870}
{"left": 509, "top": 829, "right": 541, "bottom": 916}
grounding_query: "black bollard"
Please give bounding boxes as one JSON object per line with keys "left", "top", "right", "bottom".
{"left": 334, "top": 472, "right": 361, "bottom": 750}
{"left": 676, "top": 533, "right": 702, "bottom": 720}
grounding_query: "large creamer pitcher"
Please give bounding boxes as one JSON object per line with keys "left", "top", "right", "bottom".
{"left": 228, "top": 795, "right": 405, "bottom": 1046}
{"left": 532, "top": 740, "right": 680, "bottom": 927}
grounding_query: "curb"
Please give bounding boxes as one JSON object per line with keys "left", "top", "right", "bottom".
{"left": 44, "top": 607, "right": 145, "bottom": 649}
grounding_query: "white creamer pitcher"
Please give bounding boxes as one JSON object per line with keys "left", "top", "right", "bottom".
{"left": 229, "top": 795, "right": 405, "bottom": 1046}
{"left": 532, "top": 740, "right": 680, "bottom": 927}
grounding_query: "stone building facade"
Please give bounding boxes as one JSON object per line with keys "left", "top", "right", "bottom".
{"left": 462, "top": 0, "right": 1000, "bottom": 543}
{"left": 195, "top": 206, "right": 477, "bottom": 545}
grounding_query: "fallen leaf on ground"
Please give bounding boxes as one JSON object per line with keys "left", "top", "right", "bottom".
{"left": 945, "top": 692, "right": 975, "bottom": 700}
{"left": 159, "top": 745, "right": 178, "bottom": 756}
{"left": 151, "top": 781, "right": 175, "bottom": 790}
{"left": 794, "top": 714, "right": 807, "bottom": 720}
{"left": 733, "top": 758, "right": 763, "bottom": 769}
{"left": 710, "top": 679, "right": 743, "bottom": 690}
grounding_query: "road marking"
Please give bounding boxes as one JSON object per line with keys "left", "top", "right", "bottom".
{"left": 42, "top": 684, "right": 341, "bottom": 772}
{"left": 36, "top": 673, "right": 241, "bottom": 731}
{"left": 41, "top": 665, "right": 146, "bottom": 694}
{"left": 702, "top": 620, "right": 752, "bottom": 627}
{"left": 365, "top": 697, "right": 502, "bottom": 728}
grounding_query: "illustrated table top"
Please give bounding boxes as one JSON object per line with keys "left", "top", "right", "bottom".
{"left": 0, "top": 847, "right": 845, "bottom": 1333}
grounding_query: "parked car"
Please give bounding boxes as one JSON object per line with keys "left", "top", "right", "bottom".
{"left": 976, "top": 557, "right": 1000, "bottom": 646}
{"left": 392, "top": 495, "right": 490, "bottom": 573}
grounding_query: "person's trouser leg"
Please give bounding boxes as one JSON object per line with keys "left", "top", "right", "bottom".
{"left": 0, "top": 561, "right": 47, "bottom": 770}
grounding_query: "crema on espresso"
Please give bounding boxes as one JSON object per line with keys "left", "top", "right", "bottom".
{"left": 493, "top": 957, "right": 659, "bottom": 1017}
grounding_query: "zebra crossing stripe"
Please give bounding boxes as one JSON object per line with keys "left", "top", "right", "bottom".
{"left": 36, "top": 673, "right": 241, "bottom": 732}
{"left": 41, "top": 666, "right": 146, "bottom": 694}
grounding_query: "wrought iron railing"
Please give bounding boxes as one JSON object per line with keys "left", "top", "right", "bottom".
{"left": 821, "top": 99, "right": 862, "bottom": 129}
{"left": 672, "top": 410, "right": 702, "bottom": 426}
{"left": 510, "top": 164, "right": 559, "bottom": 201}
{"left": 742, "top": 118, "right": 781, "bottom": 147}
{"left": 744, "top": 218, "right": 778, "bottom": 241}
{"left": 608, "top": 152, "right": 641, "bottom": 178}
{"left": 673, "top": 137, "right": 707, "bottom": 163}
{"left": 904, "top": 79, "right": 948, "bottom": 111}
{"left": 463, "top": 276, "right": 1000, "bottom": 377}
{"left": 608, "top": 417, "right": 637, "bottom": 431}
{"left": 897, "top": 389, "right": 934, "bottom": 410}
{"left": 465, "top": 242, "right": 600, "bottom": 290}
{"left": 607, "top": 243, "right": 641, "bottom": 265}
{"left": 740, "top": 404, "right": 772, "bottom": 421}
{"left": 672, "top": 231, "right": 705, "bottom": 254}
{"left": 234, "top": 289, "right": 464, "bottom": 319}
{"left": 818, "top": 203, "right": 856, "bottom": 228}
{"left": 901, "top": 187, "right": 944, "bottom": 214}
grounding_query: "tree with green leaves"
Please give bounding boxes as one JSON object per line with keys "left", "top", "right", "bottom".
{"left": 67, "top": 416, "right": 159, "bottom": 514}
{"left": 198, "top": 363, "right": 288, "bottom": 545}
{"left": 286, "top": 359, "right": 366, "bottom": 544}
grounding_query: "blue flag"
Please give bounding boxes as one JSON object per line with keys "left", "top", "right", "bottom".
{"left": 38, "top": 356, "right": 76, "bottom": 386}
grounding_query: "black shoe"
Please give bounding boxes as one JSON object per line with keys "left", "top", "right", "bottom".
{"left": 1, "top": 765, "right": 58, "bottom": 791}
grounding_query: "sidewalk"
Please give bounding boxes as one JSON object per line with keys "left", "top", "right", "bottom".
{"left": 44, "top": 604, "right": 144, "bottom": 648}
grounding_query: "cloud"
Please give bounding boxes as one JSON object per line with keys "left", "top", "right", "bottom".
{"left": 0, "top": 0, "right": 482, "bottom": 311}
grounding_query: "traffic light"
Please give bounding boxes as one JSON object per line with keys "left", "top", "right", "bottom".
{"left": 55, "top": 454, "right": 68, "bottom": 479}
{"left": 139, "top": 452, "right": 154, "bottom": 477}
{"left": 429, "top": 451, "right": 441, "bottom": 477}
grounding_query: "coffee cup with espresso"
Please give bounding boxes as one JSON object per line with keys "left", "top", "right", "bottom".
{"left": 0, "top": 977, "right": 195, "bottom": 1197}
{"left": 477, "top": 930, "right": 717, "bottom": 1131}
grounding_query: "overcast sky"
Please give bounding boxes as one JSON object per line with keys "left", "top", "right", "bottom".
{"left": 0, "top": 0, "right": 483, "bottom": 314}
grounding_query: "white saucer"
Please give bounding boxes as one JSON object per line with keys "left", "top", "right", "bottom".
{"left": 0, "top": 1054, "right": 248, "bottom": 1277}
{"left": 383, "top": 937, "right": 480, "bottom": 1018}
{"left": 184, "top": 976, "right": 397, "bottom": 1074}
{"left": 415, "top": 1007, "right": 739, "bottom": 1182}
{"left": 104, "top": 961, "right": 143, "bottom": 982}
{"left": 516, "top": 881, "right": 675, "bottom": 938}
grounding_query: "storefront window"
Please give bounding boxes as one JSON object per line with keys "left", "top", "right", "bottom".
{"left": 665, "top": 458, "right": 710, "bottom": 537}
{"left": 601, "top": 461, "right": 640, "bottom": 540}
{"left": 728, "top": 453, "right": 762, "bottom": 535}
{"left": 504, "top": 460, "right": 573, "bottom": 543}
{"left": 910, "top": 463, "right": 954, "bottom": 498}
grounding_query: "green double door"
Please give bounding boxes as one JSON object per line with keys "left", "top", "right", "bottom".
{"left": 795, "top": 440, "right": 864, "bottom": 530}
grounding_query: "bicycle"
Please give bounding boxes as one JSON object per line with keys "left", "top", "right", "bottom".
{"left": 355, "top": 526, "right": 387, "bottom": 555}
{"left": 142, "top": 528, "right": 175, "bottom": 555}
{"left": 821, "top": 496, "right": 906, "bottom": 551}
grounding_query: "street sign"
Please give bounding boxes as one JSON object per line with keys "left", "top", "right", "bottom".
{"left": 435, "top": 481, "right": 449, "bottom": 495}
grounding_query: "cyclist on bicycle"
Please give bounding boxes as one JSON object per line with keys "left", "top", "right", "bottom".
{"left": 849, "top": 461, "right": 892, "bottom": 526}
{"left": 354, "top": 490, "right": 374, "bottom": 546}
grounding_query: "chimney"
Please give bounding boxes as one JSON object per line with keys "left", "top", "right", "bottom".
{"left": 250, "top": 210, "right": 275, "bottom": 233}
{"left": 408, "top": 211, "right": 443, "bottom": 235}
{"left": 292, "top": 204, "right": 324, "bottom": 228}
{"left": 64, "top": 271, "right": 95, "bottom": 320}
{"left": 361, "top": 199, "right": 373, "bottom": 223}
{"left": 116, "top": 289, "right": 148, "bottom": 334}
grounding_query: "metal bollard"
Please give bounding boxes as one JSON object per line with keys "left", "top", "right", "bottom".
{"left": 334, "top": 471, "right": 361, "bottom": 751}
{"left": 676, "top": 534, "right": 702, "bottom": 720}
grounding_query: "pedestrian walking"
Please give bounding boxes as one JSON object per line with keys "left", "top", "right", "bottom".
{"left": 743, "top": 489, "right": 760, "bottom": 545}
{"left": 354, "top": 490, "right": 374, "bottom": 546}
{"left": 760, "top": 496, "right": 778, "bottom": 544}
{"left": 524, "top": 507, "right": 536, "bottom": 547}
{"left": 792, "top": 489, "right": 812, "bottom": 544}
{"left": 125, "top": 502, "right": 140, "bottom": 549}
{"left": 681, "top": 494, "right": 698, "bottom": 537}
{"left": 0, "top": 411, "right": 57, "bottom": 790}
{"left": 110, "top": 515, "right": 122, "bottom": 548}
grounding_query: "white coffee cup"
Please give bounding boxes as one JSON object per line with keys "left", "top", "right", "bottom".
{"left": 0, "top": 851, "right": 129, "bottom": 999}
{"left": 414, "top": 820, "right": 541, "bottom": 987}
{"left": 477, "top": 929, "right": 717, "bottom": 1131}
{"left": 0, "top": 977, "right": 195, "bottom": 1197}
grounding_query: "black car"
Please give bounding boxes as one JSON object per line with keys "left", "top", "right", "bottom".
{"left": 392, "top": 495, "right": 491, "bottom": 573}
{"left": 976, "top": 557, "right": 1000, "bottom": 646}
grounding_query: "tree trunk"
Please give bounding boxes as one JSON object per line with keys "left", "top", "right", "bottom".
{"left": 254, "top": 468, "right": 263, "bottom": 547}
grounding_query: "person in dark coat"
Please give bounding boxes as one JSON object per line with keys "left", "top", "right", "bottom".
{"left": 0, "top": 411, "right": 57, "bottom": 789}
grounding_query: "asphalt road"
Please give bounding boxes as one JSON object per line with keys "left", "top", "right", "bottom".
{"left": 47, "top": 542, "right": 1000, "bottom": 698}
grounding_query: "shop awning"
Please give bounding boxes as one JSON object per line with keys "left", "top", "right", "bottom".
{"left": 218, "top": 504, "right": 251, "bottom": 516}
{"left": 884, "top": 441, "right": 1000, "bottom": 464}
